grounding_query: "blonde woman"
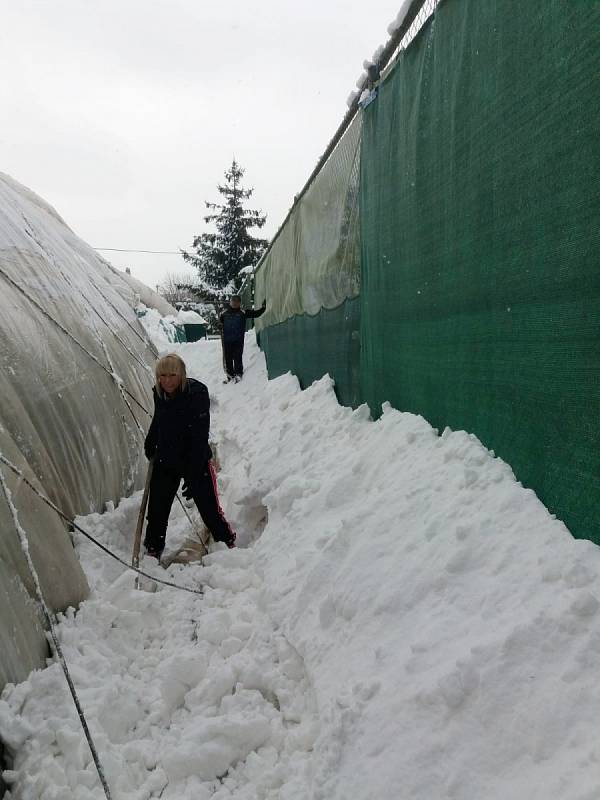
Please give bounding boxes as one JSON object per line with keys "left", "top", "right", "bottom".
{"left": 143, "top": 353, "right": 236, "bottom": 559}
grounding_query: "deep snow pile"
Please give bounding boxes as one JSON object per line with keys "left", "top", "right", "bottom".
{"left": 2, "top": 334, "right": 600, "bottom": 799}
{"left": 136, "top": 305, "right": 183, "bottom": 349}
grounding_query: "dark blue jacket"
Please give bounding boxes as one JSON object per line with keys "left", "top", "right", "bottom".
{"left": 144, "top": 378, "right": 212, "bottom": 475}
{"left": 220, "top": 304, "right": 266, "bottom": 344}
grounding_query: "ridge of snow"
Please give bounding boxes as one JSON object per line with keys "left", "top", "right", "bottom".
{"left": 371, "top": 44, "right": 385, "bottom": 63}
{"left": 0, "top": 171, "right": 68, "bottom": 227}
{"left": 346, "top": 89, "right": 360, "bottom": 108}
{"left": 387, "top": 0, "right": 413, "bottom": 36}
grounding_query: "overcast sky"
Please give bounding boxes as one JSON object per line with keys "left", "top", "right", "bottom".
{"left": 1, "top": 1, "right": 402, "bottom": 290}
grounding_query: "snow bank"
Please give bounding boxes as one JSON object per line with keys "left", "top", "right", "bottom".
{"left": 177, "top": 309, "right": 207, "bottom": 325}
{"left": 2, "top": 334, "right": 599, "bottom": 799}
{"left": 137, "top": 308, "right": 207, "bottom": 350}
{"left": 137, "top": 305, "right": 184, "bottom": 348}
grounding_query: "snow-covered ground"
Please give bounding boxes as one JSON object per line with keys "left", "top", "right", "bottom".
{"left": 2, "top": 333, "right": 600, "bottom": 799}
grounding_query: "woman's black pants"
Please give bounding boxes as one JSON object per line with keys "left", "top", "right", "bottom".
{"left": 144, "top": 460, "right": 235, "bottom": 555}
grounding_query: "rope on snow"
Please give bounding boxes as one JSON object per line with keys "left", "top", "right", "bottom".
{"left": 0, "top": 463, "right": 114, "bottom": 800}
{"left": 0, "top": 453, "right": 204, "bottom": 597}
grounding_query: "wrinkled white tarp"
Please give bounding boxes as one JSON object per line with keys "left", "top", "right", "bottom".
{"left": 0, "top": 172, "right": 156, "bottom": 686}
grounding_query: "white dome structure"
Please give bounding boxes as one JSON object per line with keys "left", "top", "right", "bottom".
{"left": 0, "top": 173, "right": 156, "bottom": 687}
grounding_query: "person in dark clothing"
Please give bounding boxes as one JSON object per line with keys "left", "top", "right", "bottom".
{"left": 143, "top": 353, "right": 235, "bottom": 560}
{"left": 220, "top": 295, "right": 266, "bottom": 382}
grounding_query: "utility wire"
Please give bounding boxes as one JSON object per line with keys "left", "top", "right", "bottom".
{"left": 95, "top": 248, "right": 181, "bottom": 255}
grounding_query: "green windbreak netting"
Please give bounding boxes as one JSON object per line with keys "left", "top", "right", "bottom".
{"left": 254, "top": 114, "right": 362, "bottom": 327}
{"left": 257, "top": 297, "right": 361, "bottom": 408}
{"left": 360, "top": 1, "right": 600, "bottom": 542}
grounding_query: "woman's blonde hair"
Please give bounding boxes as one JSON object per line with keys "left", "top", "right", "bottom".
{"left": 155, "top": 353, "right": 187, "bottom": 397}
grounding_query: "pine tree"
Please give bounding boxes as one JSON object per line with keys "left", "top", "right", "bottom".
{"left": 181, "top": 159, "right": 268, "bottom": 295}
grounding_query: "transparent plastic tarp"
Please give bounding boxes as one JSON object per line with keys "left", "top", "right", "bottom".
{"left": 0, "top": 172, "right": 156, "bottom": 684}
{"left": 254, "top": 114, "right": 362, "bottom": 329}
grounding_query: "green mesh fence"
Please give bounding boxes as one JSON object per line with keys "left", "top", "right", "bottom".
{"left": 257, "top": 297, "right": 361, "bottom": 408}
{"left": 360, "top": 0, "right": 600, "bottom": 542}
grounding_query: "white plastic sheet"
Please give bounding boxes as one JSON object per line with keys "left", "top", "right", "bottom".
{"left": 0, "top": 172, "right": 156, "bottom": 686}
{"left": 254, "top": 114, "right": 361, "bottom": 329}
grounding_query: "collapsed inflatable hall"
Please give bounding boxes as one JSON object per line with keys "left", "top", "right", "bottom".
{"left": 0, "top": 172, "right": 162, "bottom": 688}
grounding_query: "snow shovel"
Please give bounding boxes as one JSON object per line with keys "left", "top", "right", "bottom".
{"left": 132, "top": 458, "right": 154, "bottom": 589}
{"left": 160, "top": 526, "right": 210, "bottom": 568}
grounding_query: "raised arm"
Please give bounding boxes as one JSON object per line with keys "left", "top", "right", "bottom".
{"left": 244, "top": 299, "right": 267, "bottom": 319}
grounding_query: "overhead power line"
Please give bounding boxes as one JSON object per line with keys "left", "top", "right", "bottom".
{"left": 94, "top": 247, "right": 181, "bottom": 255}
